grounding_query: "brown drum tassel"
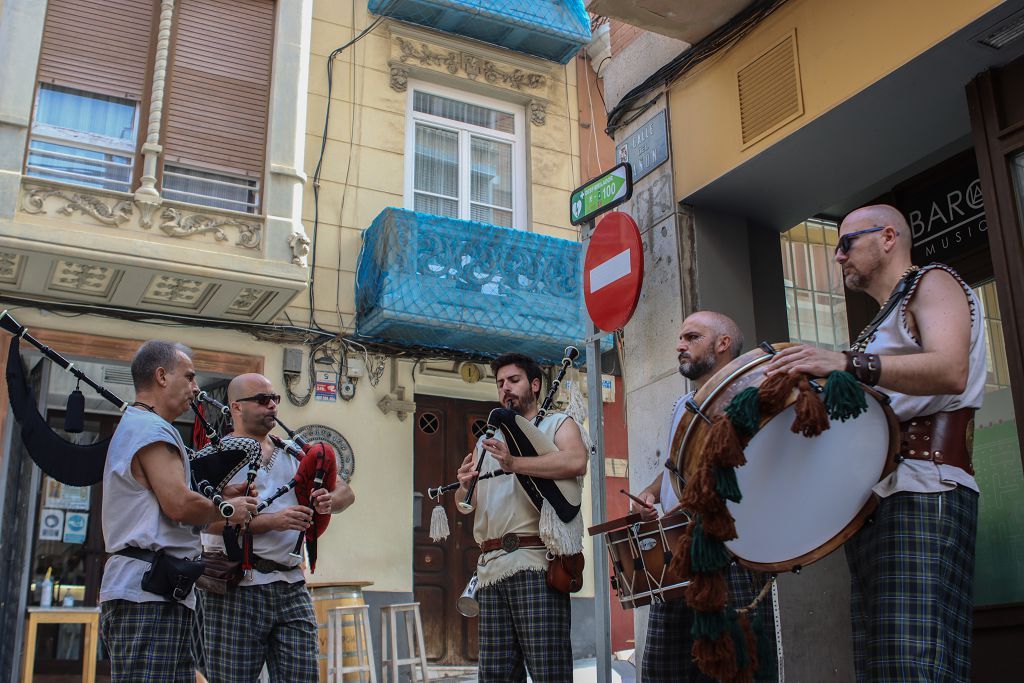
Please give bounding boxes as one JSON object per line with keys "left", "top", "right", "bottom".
{"left": 705, "top": 415, "right": 747, "bottom": 468}
{"left": 758, "top": 372, "right": 798, "bottom": 415}
{"left": 685, "top": 571, "right": 728, "bottom": 612}
{"left": 700, "top": 507, "right": 738, "bottom": 541}
{"left": 791, "top": 376, "right": 830, "bottom": 437}
{"left": 669, "top": 526, "right": 692, "bottom": 578}
{"left": 694, "top": 633, "right": 740, "bottom": 681}
{"left": 681, "top": 466, "right": 723, "bottom": 513}
{"left": 737, "top": 612, "right": 759, "bottom": 681}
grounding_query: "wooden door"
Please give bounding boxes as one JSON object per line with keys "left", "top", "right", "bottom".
{"left": 413, "top": 395, "right": 493, "bottom": 665}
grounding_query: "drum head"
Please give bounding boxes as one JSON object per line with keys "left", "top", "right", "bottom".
{"left": 670, "top": 344, "right": 899, "bottom": 572}
{"left": 726, "top": 392, "right": 891, "bottom": 569}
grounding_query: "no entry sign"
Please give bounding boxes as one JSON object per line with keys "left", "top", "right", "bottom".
{"left": 584, "top": 212, "right": 643, "bottom": 332}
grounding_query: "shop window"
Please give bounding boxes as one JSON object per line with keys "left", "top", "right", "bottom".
{"left": 406, "top": 83, "right": 525, "bottom": 229}
{"left": 779, "top": 220, "right": 849, "bottom": 350}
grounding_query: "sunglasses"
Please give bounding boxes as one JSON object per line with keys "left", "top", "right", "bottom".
{"left": 235, "top": 393, "right": 281, "bottom": 406}
{"left": 835, "top": 226, "right": 896, "bottom": 255}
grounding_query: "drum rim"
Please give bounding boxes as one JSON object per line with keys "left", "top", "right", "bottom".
{"left": 668, "top": 342, "right": 900, "bottom": 573}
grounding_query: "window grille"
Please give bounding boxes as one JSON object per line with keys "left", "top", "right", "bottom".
{"left": 780, "top": 219, "right": 850, "bottom": 350}
{"left": 163, "top": 165, "right": 260, "bottom": 214}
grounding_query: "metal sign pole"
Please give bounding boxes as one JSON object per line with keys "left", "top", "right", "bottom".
{"left": 584, "top": 218, "right": 613, "bottom": 683}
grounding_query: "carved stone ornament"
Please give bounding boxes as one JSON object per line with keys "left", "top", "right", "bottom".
{"left": 21, "top": 186, "right": 133, "bottom": 226}
{"left": 394, "top": 37, "right": 546, "bottom": 91}
{"left": 158, "top": 207, "right": 262, "bottom": 249}
{"left": 390, "top": 64, "right": 409, "bottom": 92}
{"left": 529, "top": 100, "right": 548, "bottom": 126}
{"left": 288, "top": 230, "right": 311, "bottom": 266}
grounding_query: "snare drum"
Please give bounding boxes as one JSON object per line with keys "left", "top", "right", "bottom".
{"left": 671, "top": 344, "right": 900, "bottom": 573}
{"left": 588, "top": 510, "right": 691, "bottom": 609}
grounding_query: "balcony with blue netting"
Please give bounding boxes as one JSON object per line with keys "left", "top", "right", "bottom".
{"left": 355, "top": 208, "right": 607, "bottom": 363}
{"left": 368, "top": 0, "right": 591, "bottom": 64}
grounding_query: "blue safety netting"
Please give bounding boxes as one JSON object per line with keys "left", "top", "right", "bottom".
{"left": 355, "top": 208, "right": 608, "bottom": 364}
{"left": 368, "top": 0, "right": 591, "bottom": 64}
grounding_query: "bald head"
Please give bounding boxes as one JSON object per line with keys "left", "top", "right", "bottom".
{"left": 227, "top": 373, "right": 271, "bottom": 402}
{"left": 686, "top": 310, "right": 744, "bottom": 359}
{"left": 840, "top": 204, "right": 912, "bottom": 254}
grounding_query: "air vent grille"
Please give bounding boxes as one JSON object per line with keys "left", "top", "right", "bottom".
{"left": 977, "top": 11, "right": 1024, "bottom": 49}
{"left": 102, "top": 367, "right": 134, "bottom": 385}
{"left": 738, "top": 32, "right": 803, "bottom": 146}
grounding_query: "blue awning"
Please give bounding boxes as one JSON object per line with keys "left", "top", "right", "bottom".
{"left": 355, "top": 208, "right": 609, "bottom": 364}
{"left": 369, "top": 0, "right": 591, "bottom": 64}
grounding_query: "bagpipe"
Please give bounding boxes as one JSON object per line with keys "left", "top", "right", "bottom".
{"left": 191, "top": 390, "right": 339, "bottom": 572}
{"left": 426, "top": 346, "right": 583, "bottom": 545}
{"left": 2, "top": 310, "right": 252, "bottom": 521}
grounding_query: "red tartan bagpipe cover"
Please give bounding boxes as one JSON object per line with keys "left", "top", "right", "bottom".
{"left": 294, "top": 441, "right": 338, "bottom": 570}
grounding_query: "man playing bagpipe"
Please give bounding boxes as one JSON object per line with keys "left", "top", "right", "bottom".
{"left": 100, "top": 341, "right": 258, "bottom": 682}
{"left": 455, "top": 352, "right": 588, "bottom": 682}
{"left": 200, "top": 373, "right": 354, "bottom": 683}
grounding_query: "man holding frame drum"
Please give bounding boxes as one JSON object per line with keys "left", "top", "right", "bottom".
{"left": 766, "top": 204, "right": 985, "bottom": 682}
{"left": 634, "top": 311, "right": 777, "bottom": 682}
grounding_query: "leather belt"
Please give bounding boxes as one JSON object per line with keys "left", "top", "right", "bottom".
{"left": 252, "top": 555, "right": 298, "bottom": 574}
{"left": 899, "top": 407, "right": 975, "bottom": 475}
{"left": 480, "top": 534, "right": 545, "bottom": 554}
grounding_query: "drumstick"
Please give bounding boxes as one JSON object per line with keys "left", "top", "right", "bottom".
{"left": 619, "top": 488, "right": 655, "bottom": 510}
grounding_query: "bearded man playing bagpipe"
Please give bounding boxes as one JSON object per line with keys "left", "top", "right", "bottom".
{"left": 100, "top": 341, "right": 257, "bottom": 682}
{"left": 455, "top": 352, "right": 588, "bottom": 682}
{"left": 200, "top": 373, "right": 354, "bottom": 683}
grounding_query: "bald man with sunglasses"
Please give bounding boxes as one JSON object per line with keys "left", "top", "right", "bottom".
{"left": 766, "top": 204, "right": 985, "bottom": 682}
{"left": 201, "top": 373, "right": 354, "bottom": 683}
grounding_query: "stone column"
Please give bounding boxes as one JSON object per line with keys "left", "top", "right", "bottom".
{"left": 134, "top": 0, "right": 175, "bottom": 226}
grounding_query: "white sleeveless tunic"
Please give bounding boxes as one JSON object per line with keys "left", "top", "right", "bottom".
{"left": 863, "top": 264, "right": 985, "bottom": 497}
{"left": 473, "top": 413, "right": 569, "bottom": 587}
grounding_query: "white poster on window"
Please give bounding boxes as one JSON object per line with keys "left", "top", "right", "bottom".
{"left": 63, "top": 512, "right": 88, "bottom": 544}
{"left": 43, "top": 477, "right": 91, "bottom": 510}
{"left": 39, "top": 508, "right": 64, "bottom": 541}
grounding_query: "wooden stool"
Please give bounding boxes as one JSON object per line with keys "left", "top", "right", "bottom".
{"left": 379, "top": 603, "right": 429, "bottom": 682}
{"left": 21, "top": 607, "right": 100, "bottom": 683}
{"left": 327, "top": 604, "right": 377, "bottom": 683}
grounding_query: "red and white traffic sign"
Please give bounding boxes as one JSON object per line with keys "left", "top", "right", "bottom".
{"left": 584, "top": 212, "right": 644, "bottom": 332}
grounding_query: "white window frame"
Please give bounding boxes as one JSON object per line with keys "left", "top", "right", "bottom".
{"left": 26, "top": 84, "right": 139, "bottom": 193}
{"left": 403, "top": 80, "right": 527, "bottom": 230}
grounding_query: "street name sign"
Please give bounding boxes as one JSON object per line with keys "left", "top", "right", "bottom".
{"left": 569, "top": 162, "right": 633, "bottom": 226}
{"left": 584, "top": 212, "right": 644, "bottom": 331}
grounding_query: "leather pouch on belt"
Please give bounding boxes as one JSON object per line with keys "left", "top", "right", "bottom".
{"left": 546, "top": 553, "right": 585, "bottom": 594}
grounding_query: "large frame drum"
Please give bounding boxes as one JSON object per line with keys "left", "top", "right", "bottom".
{"left": 670, "top": 344, "right": 900, "bottom": 572}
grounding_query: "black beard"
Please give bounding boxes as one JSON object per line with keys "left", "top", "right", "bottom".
{"left": 679, "top": 353, "right": 716, "bottom": 381}
{"left": 507, "top": 394, "right": 537, "bottom": 416}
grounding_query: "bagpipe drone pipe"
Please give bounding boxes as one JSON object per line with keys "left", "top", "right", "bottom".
{"left": 1, "top": 309, "right": 256, "bottom": 517}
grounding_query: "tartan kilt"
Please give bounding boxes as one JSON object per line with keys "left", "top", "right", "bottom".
{"left": 477, "top": 569, "right": 571, "bottom": 683}
{"left": 641, "top": 564, "right": 777, "bottom": 682}
{"left": 100, "top": 599, "right": 196, "bottom": 683}
{"left": 845, "top": 486, "right": 978, "bottom": 683}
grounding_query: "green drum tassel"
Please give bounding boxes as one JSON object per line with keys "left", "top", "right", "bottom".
{"left": 728, "top": 610, "right": 750, "bottom": 673}
{"left": 716, "top": 466, "right": 742, "bottom": 503}
{"left": 823, "top": 370, "right": 868, "bottom": 422}
{"left": 724, "top": 386, "right": 761, "bottom": 437}
{"left": 691, "top": 609, "right": 728, "bottom": 640}
{"left": 690, "top": 515, "right": 733, "bottom": 573}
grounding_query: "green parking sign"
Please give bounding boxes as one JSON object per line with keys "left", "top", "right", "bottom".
{"left": 569, "top": 163, "right": 633, "bottom": 226}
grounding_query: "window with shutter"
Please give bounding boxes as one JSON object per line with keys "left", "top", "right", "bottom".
{"left": 161, "top": 0, "right": 275, "bottom": 214}
{"left": 27, "top": 0, "right": 153, "bottom": 192}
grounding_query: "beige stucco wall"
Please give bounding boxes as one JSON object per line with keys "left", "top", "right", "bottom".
{"left": 668, "top": 0, "right": 1003, "bottom": 202}
{"left": 292, "top": 0, "right": 584, "bottom": 329}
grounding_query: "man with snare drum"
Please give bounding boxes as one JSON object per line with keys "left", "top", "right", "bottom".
{"left": 766, "top": 204, "right": 984, "bottom": 682}
{"left": 636, "top": 311, "right": 777, "bottom": 682}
